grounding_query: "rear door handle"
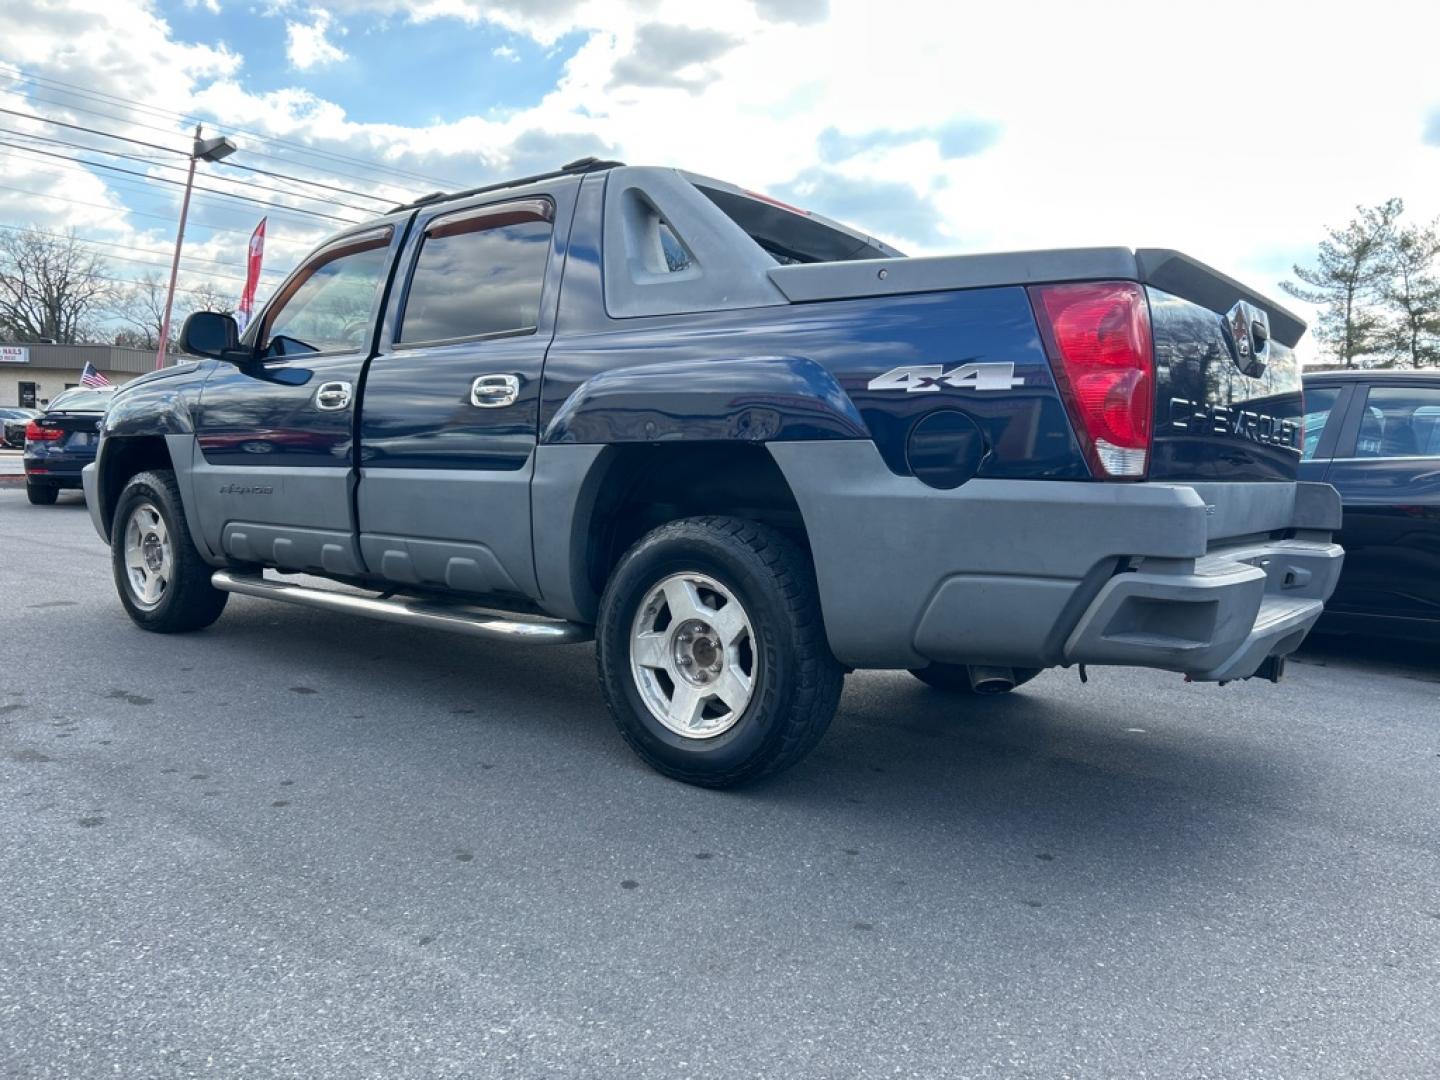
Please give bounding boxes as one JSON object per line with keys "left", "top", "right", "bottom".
{"left": 470, "top": 374, "right": 520, "bottom": 409}
{"left": 314, "top": 381, "right": 353, "bottom": 411}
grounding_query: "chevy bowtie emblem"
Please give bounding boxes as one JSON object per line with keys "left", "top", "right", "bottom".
{"left": 1225, "top": 300, "right": 1271, "bottom": 378}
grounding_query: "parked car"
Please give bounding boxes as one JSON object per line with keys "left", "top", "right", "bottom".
{"left": 81, "top": 160, "right": 1343, "bottom": 786}
{"left": 1300, "top": 370, "right": 1440, "bottom": 640}
{"left": 23, "top": 387, "right": 114, "bottom": 505}
{"left": 0, "top": 406, "right": 40, "bottom": 449}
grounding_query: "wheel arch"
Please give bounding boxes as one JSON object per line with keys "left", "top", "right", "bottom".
{"left": 96, "top": 435, "right": 176, "bottom": 539}
{"left": 532, "top": 440, "right": 815, "bottom": 624}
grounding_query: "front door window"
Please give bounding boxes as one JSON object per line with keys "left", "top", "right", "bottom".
{"left": 261, "top": 227, "right": 393, "bottom": 358}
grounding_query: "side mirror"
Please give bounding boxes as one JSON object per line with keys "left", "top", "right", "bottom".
{"left": 179, "top": 311, "right": 247, "bottom": 362}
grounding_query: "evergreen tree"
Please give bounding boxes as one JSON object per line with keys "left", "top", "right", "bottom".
{"left": 1378, "top": 218, "right": 1440, "bottom": 368}
{"left": 1282, "top": 199, "right": 1401, "bottom": 367}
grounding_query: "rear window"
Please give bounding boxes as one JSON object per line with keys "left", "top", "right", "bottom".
{"left": 398, "top": 199, "right": 553, "bottom": 345}
{"left": 47, "top": 389, "right": 112, "bottom": 412}
{"left": 689, "top": 178, "right": 901, "bottom": 265}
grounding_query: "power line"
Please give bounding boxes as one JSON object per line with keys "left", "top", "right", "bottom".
{"left": 0, "top": 82, "right": 426, "bottom": 201}
{"left": 0, "top": 123, "right": 389, "bottom": 214}
{"left": 0, "top": 222, "right": 287, "bottom": 281}
{"left": 0, "top": 66, "right": 453, "bottom": 193}
{"left": 0, "top": 137, "right": 365, "bottom": 225}
{"left": 0, "top": 179, "right": 326, "bottom": 240}
{"left": 214, "top": 159, "right": 397, "bottom": 208}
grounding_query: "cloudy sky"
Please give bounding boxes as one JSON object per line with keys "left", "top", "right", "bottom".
{"left": 2, "top": 0, "right": 1439, "bottom": 357}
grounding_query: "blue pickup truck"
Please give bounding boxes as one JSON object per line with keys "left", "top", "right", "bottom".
{"left": 84, "top": 158, "right": 1344, "bottom": 786}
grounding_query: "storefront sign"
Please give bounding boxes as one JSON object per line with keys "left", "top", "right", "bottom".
{"left": 0, "top": 346, "right": 30, "bottom": 364}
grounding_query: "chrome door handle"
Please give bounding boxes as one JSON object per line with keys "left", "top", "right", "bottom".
{"left": 470, "top": 373, "right": 520, "bottom": 409}
{"left": 314, "top": 381, "right": 353, "bottom": 411}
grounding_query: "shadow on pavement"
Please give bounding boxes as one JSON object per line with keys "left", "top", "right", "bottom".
{"left": 205, "top": 597, "right": 1280, "bottom": 890}
{"left": 1293, "top": 630, "right": 1440, "bottom": 684}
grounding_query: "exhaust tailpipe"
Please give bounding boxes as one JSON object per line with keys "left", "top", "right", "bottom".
{"left": 967, "top": 665, "right": 1017, "bottom": 695}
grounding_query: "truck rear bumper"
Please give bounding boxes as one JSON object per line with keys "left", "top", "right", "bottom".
{"left": 767, "top": 441, "right": 1343, "bottom": 681}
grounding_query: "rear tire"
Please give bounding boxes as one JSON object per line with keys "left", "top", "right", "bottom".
{"left": 111, "top": 469, "right": 228, "bottom": 633}
{"left": 597, "top": 516, "right": 843, "bottom": 788}
{"left": 26, "top": 481, "right": 57, "bottom": 505}
{"left": 909, "top": 663, "right": 1041, "bottom": 694}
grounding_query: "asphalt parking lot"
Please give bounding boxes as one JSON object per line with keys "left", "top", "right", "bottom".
{"left": 1, "top": 486, "right": 1437, "bottom": 1079}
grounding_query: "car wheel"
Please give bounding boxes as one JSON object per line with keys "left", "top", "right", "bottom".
{"left": 597, "top": 516, "right": 843, "bottom": 788}
{"left": 26, "top": 481, "right": 58, "bottom": 505}
{"left": 111, "top": 469, "right": 228, "bottom": 633}
{"left": 909, "top": 663, "right": 1042, "bottom": 695}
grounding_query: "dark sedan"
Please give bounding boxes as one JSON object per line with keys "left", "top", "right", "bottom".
{"left": 1301, "top": 370, "right": 1440, "bottom": 640}
{"left": 1, "top": 406, "right": 40, "bottom": 448}
{"left": 22, "top": 387, "right": 115, "bottom": 505}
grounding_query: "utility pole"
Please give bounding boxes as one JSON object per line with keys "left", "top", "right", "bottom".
{"left": 156, "top": 123, "right": 236, "bottom": 368}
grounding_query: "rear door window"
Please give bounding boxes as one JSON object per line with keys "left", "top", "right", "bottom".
{"left": 398, "top": 199, "right": 554, "bottom": 345}
{"left": 1355, "top": 386, "right": 1440, "bottom": 458}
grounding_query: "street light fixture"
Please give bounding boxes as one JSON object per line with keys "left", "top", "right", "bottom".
{"left": 155, "top": 124, "right": 237, "bottom": 368}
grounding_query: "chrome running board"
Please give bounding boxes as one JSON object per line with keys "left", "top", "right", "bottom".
{"left": 211, "top": 571, "right": 593, "bottom": 645}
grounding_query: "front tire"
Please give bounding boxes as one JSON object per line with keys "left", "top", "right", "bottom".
{"left": 26, "top": 481, "right": 57, "bottom": 505}
{"left": 597, "top": 516, "right": 843, "bottom": 788}
{"left": 111, "top": 470, "right": 228, "bottom": 633}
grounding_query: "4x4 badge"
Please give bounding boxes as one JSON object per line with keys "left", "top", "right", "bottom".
{"left": 867, "top": 362, "right": 1025, "bottom": 393}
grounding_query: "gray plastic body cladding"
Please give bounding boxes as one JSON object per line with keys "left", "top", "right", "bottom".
{"left": 602, "top": 167, "right": 787, "bottom": 318}
{"left": 189, "top": 462, "right": 361, "bottom": 574}
{"left": 767, "top": 441, "right": 1210, "bottom": 669}
{"left": 84, "top": 433, "right": 216, "bottom": 560}
{"left": 82, "top": 462, "right": 105, "bottom": 541}
{"left": 769, "top": 246, "right": 1304, "bottom": 348}
{"left": 355, "top": 466, "right": 539, "bottom": 599}
{"left": 1065, "top": 537, "right": 1343, "bottom": 680}
{"left": 530, "top": 444, "right": 608, "bottom": 622}
{"left": 767, "top": 441, "right": 1341, "bottom": 676}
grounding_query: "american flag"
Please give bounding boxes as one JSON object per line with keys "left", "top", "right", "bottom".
{"left": 80, "top": 362, "right": 111, "bottom": 388}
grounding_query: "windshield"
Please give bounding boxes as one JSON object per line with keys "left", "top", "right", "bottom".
{"left": 0, "top": 407, "right": 38, "bottom": 419}
{"left": 47, "top": 389, "right": 113, "bottom": 412}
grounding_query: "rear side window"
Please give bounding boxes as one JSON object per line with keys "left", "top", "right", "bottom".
{"left": 399, "top": 199, "right": 554, "bottom": 345}
{"left": 1356, "top": 386, "right": 1440, "bottom": 457}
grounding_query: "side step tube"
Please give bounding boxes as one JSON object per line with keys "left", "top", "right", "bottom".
{"left": 211, "top": 571, "right": 593, "bottom": 645}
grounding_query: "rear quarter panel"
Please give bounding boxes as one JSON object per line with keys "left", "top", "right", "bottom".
{"left": 545, "top": 227, "right": 1086, "bottom": 480}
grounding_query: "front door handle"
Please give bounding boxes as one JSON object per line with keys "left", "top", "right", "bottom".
{"left": 470, "top": 373, "right": 521, "bottom": 409}
{"left": 314, "top": 381, "right": 353, "bottom": 411}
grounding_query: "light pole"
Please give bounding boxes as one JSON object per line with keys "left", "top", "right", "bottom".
{"left": 156, "top": 123, "right": 236, "bottom": 368}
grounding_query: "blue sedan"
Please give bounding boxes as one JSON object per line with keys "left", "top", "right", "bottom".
{"left": 23, "top": 387, "right": 115, "bottom": 505}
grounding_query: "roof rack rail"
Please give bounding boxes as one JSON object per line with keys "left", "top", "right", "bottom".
{"left": 386, "top": 157, "right": 625, "bottom": 215}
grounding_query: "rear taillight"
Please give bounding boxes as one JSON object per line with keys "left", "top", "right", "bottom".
{"left": 1030, "top": 281, "right": 1154, "bottom": 480}
{"left": 25, "top": 420, "right": 63, "bottom": 443}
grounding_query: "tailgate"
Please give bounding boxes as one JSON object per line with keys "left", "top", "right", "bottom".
{"left": 1143, "top": 261, "right": 1306, "bottom": 483}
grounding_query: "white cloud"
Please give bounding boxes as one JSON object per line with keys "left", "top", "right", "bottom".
{"left": 491, "top": 43, "right": 519, "bottom": 61}
{"left": 285, "top": 9, "right": 347, "bottom": 71}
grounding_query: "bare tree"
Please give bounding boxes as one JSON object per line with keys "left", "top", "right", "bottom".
{"left": 186, "top": 281, "right": 236, "bottom": 319}
{"left": 113, "top": 271, "right": 169, "bottom": 351}
{"left": 0, "top": 227, "right": 116, "bottom": 343}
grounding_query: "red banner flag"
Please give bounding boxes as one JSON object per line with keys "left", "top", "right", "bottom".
{"left": 236, "top": 217, "right": 266, "bottom": 332}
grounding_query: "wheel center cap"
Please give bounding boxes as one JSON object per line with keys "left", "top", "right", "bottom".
{"left": 142, "top": 533, "right": 163, "bottom": 572}
{"left": 673, "top": 619, "right": 722, "bottom": 685}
